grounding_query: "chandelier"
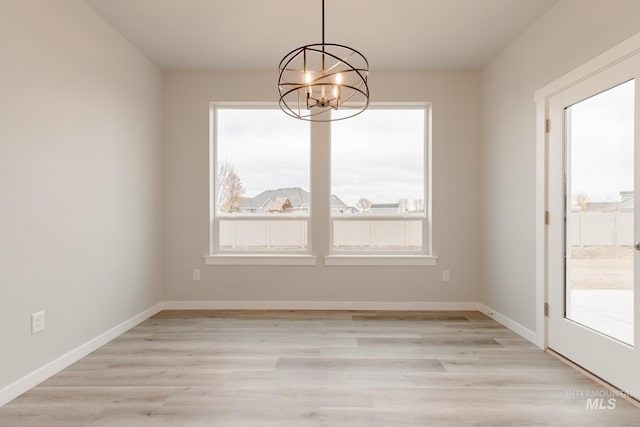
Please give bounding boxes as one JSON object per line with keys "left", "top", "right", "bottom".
{"left": 277, "top": 0, "right": 370, "bottom": 122}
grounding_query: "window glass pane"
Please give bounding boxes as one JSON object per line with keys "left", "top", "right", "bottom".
{"left": 216, "top": 109, "right": 310, "bottom": 216}
{"left": 334, "top": 220, "right": 422, "bottom": 250}
{"left": 331, "top": 108, "right": 426, "bottom": 251}
{"left": 215, "top": 108, "right": 310, "bottom": 252}
{"left": 219, "top": 219, "right": 308, "bottom": 250}
{"left": 565, "top": 80, "right": 635, "bottom": 345}
{"left": 331, "top": 109, "right": 425, "bottom": 216}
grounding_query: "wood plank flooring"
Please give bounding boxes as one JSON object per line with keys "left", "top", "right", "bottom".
{"left": 1, "top": 310, "right": 639, "bottom": 426}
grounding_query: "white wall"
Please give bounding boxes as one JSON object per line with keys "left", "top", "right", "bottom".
{"left": 163, "top": 71, "right": 481, "bottom": 304}
{"left": 0, "top": 0, "right": 163, "bottom": 393}
{"left": 480, "top": 0, "right": 640, "bottom": 330}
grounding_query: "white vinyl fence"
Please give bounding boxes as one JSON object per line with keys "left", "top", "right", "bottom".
{"left": 219, "top": 213, "right": 628, "bottom": 249}
{"left": 570, "top": 212, "right": 633, "bottom": 247}
{"left": 333, "top": 220, "right": 422, "bottom": 249}
{"left": 219, "top": 219, "right": 422, "bottom": 250}
{"left": 219, "top": 220, "right": 308, "bottom": 249}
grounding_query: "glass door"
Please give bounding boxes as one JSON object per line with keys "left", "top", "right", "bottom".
{"left": 547, "top": 54, "right": 640, "bottom": 397}
{"left": 565, "top": 80, "right": 635, "bottom": 346}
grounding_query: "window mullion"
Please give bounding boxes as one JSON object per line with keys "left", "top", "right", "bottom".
{"left": 310, "top": 111, "right": 331, "bottom": 257}
{"left": 425, "top": 106, "right": 432, "bottom": 255}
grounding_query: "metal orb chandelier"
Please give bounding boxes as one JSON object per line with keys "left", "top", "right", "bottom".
{"left": 277, "top": 0, "right": 370, "bottom": 122}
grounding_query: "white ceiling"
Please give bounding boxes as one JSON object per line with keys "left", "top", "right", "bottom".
{"left": 84, "top": 0, "right": 559, "bottom": 71}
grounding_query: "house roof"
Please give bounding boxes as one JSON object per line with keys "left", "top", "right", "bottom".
{"left": 267, "top": 197, "right": 293, "bottom": 212}
{"left": 243, "top": 187, "right": 309, "bottom": 209}
{"left": 242, "top": 187, "right": 349, "bottom": 209}
{"left": 330, "top": 194, "right": 348, "bottom": 208}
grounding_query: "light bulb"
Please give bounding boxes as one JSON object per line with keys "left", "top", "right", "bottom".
{"left": 305, "top": 72, "right": 312, "bottom": 95}
{"left": 334, "top": 73, "right": 342, "bottom": 103}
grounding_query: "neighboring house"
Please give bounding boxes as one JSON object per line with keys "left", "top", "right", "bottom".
{"left": 572, "top": 191, "right": 634, "bottom": 213}
{"left": 332, "top": 195, "right": 358, "bottom": 214}
{"left": 619, "top": 191, "right": 634, "bottom": 212}
{"left": 370, "top": 202, "right": 401, "bottom": 214}
{"left": 241, "top": 187, "right": 354, "bottom": 214}
{"left": 267, "top": 197, "right": 293, "bottom": 213}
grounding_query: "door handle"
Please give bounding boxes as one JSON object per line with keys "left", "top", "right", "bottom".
{"left": 635, "top": 242, "right": 640, "bottom": 251}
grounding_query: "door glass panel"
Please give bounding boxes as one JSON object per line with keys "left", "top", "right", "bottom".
{"left": 565, "top": 79, "right": 635, "bottom": 345}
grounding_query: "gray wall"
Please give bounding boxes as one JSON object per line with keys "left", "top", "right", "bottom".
{"left": 163, "top": 71, "right": 482, "bottom": 304}
{"left": 0, "top": 0, "right": 163, "bottom": 390}
{"left": 480, "top": 0, "right": 640, "bottom": 331}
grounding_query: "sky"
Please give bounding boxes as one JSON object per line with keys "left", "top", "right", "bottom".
{"left": 216, "top": 108, "right": 425, "bottom": 208}
{"left": 217, "top": 108, "right": 310, "bottom": 198}
{"left": 569, "top": 79, "right": 635, "bottom": 203}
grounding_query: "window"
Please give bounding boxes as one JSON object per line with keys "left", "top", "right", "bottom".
{"left": 331, "top": 108, "right": 428, "bottom": 253}
{"left": 209, "top": 103, "right": 432, "bottom": 264}
{"left": 212, "top": 107, "right": 310, "bottom": 253}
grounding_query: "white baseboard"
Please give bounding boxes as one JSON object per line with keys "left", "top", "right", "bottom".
{"left": 477, "top": 303, "right": 542, "bottom": 349}
{"left": 162, "top": 300, "right": 480, "bottom": 311}
{"left": 0, "top": 303, "right": 163, "bottom": 407}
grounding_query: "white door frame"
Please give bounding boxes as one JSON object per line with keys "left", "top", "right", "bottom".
{"left": 535, "top": 32, "right": 640, "bottom": 350}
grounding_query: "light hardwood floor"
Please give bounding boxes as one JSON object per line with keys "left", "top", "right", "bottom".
{"left": 1, "top": 310, "right": 639, "bottom": 426}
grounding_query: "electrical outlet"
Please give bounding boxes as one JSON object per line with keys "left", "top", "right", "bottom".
{"left": 193, "top": 269, "right": 201, "bottom": 281}
{"left": 31, "top": 311, "right": 45, "bottom": 334}
{"left": 442, "top": 270, "right": 451, "bottom": 282}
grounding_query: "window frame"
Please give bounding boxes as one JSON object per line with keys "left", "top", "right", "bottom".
{"left": 206, "top": 102, "right": 435, "bottom": 266}
{"left": 328, "top": 104, "right": 432, "bottom": 256}
{"left": 209, "top": 103, "right": 313, "bottom": 256}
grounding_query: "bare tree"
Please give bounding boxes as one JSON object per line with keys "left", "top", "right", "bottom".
{"left": 216, "top": 161, "right": 245, "bottom": 213}
{"left": 356, "top": 198, "right": 372, "bottom": 213}
{"left": 573, "top": 192, "right": 590, "bottom": 212}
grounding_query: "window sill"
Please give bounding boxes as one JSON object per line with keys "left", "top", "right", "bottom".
{"left": 323, "top": 255, "right": 438, "bottom": 266}
{"left": 204, "top": 254, "right": 317, "bottom": 266}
